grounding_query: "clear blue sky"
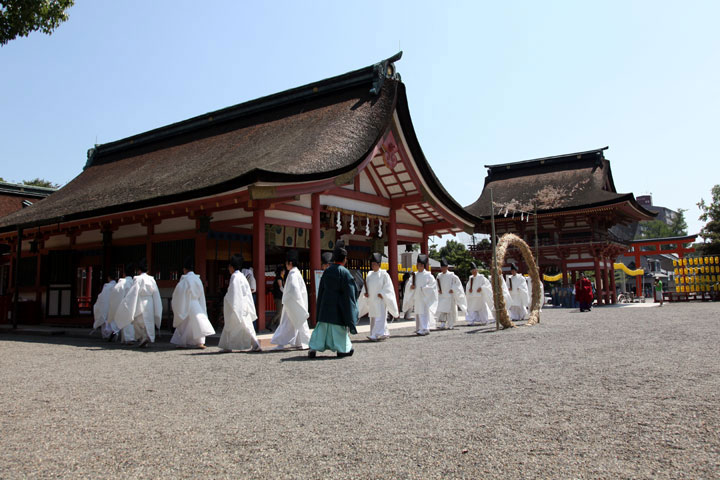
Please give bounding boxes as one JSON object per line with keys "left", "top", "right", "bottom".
{"left": 1, "top": 1, "right": 718, "bottom": 236}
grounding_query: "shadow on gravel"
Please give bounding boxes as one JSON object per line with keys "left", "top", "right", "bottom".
{"left": 280, "top": 354, "right": 341, "bottom": 362}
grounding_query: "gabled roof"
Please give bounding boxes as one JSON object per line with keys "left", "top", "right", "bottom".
{"left": 0, "top": 181, "right": 56, "bottom": 199}
{"left": 465, "top": 147, "right": 656, "bottom": 220}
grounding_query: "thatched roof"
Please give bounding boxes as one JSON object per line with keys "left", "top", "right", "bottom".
{"left": 464, "top": 147, "right": 655, "bottom": 220}
{"left": 3, "top": 53, "right": 475, "bottom": 231}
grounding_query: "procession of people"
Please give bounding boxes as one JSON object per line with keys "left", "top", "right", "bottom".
{"left": 92, "top": 248, "right": 559, "bottom": 355}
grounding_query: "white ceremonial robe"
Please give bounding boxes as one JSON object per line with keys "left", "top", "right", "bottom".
{"left": 108, "top": 277, "right": 135, "bottom": 342}
{"left": 219, "top": 270, "right": 259, "bottom": 351}
{"left": 402, "top": 270, "right": 438, "bottom": 334}
{"left": 526, "top": 275, "right": 545, "bottom": 312}
{"left": 465, "top": 274, "right": 493, "bottom": 325}
{"left": 358, "top": 269, "right": 399, "bottom": 340}
{"left": 93, "top": 280, "right": 116, "bottom": 338}
{"left": 115, "top": 273, "right": 162, "bottom": 343}
{"left": 271, "top": 267, "right": 311, "bottom": 348}
{"left": 170, "top": 271, "right": 215, "bottom": 347}
{"left": 506, "top": 273, "right": 530, "bottom": 321}
{"left": 436, "top": 271, "right": 467, "bottom": 329}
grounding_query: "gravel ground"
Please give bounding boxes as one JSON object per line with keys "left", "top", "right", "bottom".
{"left": 1, "top": 303, "right": 718, "bottom": 479}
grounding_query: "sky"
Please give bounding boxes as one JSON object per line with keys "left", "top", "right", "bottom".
{"left": 1, "top": 1, "right": 718, "bottom": 238}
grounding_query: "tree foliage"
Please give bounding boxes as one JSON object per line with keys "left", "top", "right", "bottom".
{"left": 22, "top": 177, "right": 59, "bottom": 188}
{"left": 0, "top": 0, "right": 74, "bottom": 46}
{"left": 697, "top": 184, "right": 720, "bottom": 255}
{"left": 429, "top": 239, "right": 485, "bottom": 281}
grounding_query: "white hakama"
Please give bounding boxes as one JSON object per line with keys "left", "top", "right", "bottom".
{"left": 92, "top": 280, "right": 116, "bottom": 338}
{"left": 358, "top": 269, "right": 399, "bottom": 340}
{"left": 218, "top": 270, "right": 259, "bottom": 351}
{"left": 115, "top": 273, "right": 162, "bottom": 344}
{"left": 465, "top": 274, "right": 493, "bottom": 325}
{"left": 436, "top": 271, "right": 467, "bottom": 329}
{"left": 170, "top": 271, "right": 215, "bottom": 348}
{"left": 271, "top": 267, "right": 311, "bottom": 348}
{"left": 108, "top": 277, "right": 135, "bottom": 343}
{"left": 402, "top": 270, "right": 438, "bottom": 335}
{"left": 506, "top": 273, "right": 530, "bottom": 321}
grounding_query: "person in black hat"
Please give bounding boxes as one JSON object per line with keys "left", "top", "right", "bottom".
{"left": 268, "top": 264, "right": 286, "bottom": 332}
{"left": 271, "top": 249, "right": 311, "bottom": 350}
{"left": 402, "top": 253, "right": 438, "bottom": 335}
{"left": 358, "top": 252, "right": 398, "bottom": 341}
{"left": 114, "top": 258, "right": 162, "bottom": 348}
{"left": 465, "top": 262, "right": 493, "bottom": 326}
{"left": 435, "top": 257, "right": 467, "bottom": 330}
{"left": 170, "top": 256, "right": 216, "bottom": 349}
{"left": 218, "top": 254, "right": 261, "bottom": 352}
{"left": 506, "top": 263, "right": 529, "bottom": 321}
{"left": 308, "top": 240, "right": 358, "bottom": 358}
{"left": 92, "top": 271, "right": 117, "bottom": 339}
{"left": 107, "top": 263, "right": 136, "bottom": 344}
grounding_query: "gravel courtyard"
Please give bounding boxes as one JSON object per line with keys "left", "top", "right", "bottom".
{"left": 1, "top": 302, "right": 718, "bottom": 479}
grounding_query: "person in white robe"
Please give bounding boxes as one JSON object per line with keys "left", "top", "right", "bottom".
{"left": 271, "top": 250, "right": 311, "bottom": 350}
{"left": 402, "top": 254, "right": 438, "bottom": 335}
{"left": 358, "top": 252, "right": 399, "bottom": 341}
{"left": 435, "top": 258, "right": 467, "bottom": 330}
{"left": 170, "top": 257, "right": 216, "bottom": 349}
{"left": 525, "top": 274, "right": 545, "bottom": 312}
{"left": 107, "top": 263, "right": 136, "bottom": 344}
{"left": 92, "top": 274, "right": 116, "bottom": 339}
{"left": 219, "top": 254, "right": 261, "bottom": 352}
{"left": 465, "top": 262, "right": 494, "bottom": 326}
{"left": 506, "top": 263, "right": 530, "bottom": 321}
{"left": 115, "top": 259, "right": 162, "bottom": 348}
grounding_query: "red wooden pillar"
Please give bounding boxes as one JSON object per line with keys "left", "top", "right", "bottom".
{"left": 388, "top": 208, "right": 399, "bottom": 299}
{"left": 609, "top": 257, "right": 617, "bottom": 304}
{"left": 421, "top": 232, "right": 429, "bottom": 255}
{"left": 634, "top": 253, "right": 643, "bottom": 298}
{"left": 195, "top": 231, "right": 207, "bottom": 281}
{"left": 252, "top": 209, "right": 266, "bottom": 330}
{"left": 561, "top": 258, "right": 568, "bottom": 286}
{"left": 145, "top": 224, "right": 153, "bottom": 272}
{"left": 309, "top": 193, "right": 321, "bottom": 327}
{"left": 571, "top": 270, "right": 577, "bottom": 286}
{"left": 602, "top": 261, "right": 610, "bottom": 304}
{"left": 594, "top": 256, "right": 603, "bottom": 305}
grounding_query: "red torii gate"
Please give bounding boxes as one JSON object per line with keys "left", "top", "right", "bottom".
{"left": 626, "top": 234, "right": 698, "bottom": 294}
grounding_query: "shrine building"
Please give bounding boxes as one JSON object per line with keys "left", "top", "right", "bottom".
{"left": 0, "top": 53, "right": 477, "bottom": 328}
{"left": 465, "top": 147, "right": 656, "bottom": 304}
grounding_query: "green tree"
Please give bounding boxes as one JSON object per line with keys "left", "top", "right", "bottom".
{"left": 22, "top": 177, "right": 59, "bottom": 188}
{"left": 697, "top": 185, "right": 720, "bottom": 255}
{"left": 1, "top": 0, "right": 74, "bottom": 46}
{"left": 635, "top": 208, "right": 688, "bottom": 240}
{"left": 429, "top": 239, "right": 484, "bottom": 281}
{"left": 669, "top": 208, "right": 688, "bottom": 236}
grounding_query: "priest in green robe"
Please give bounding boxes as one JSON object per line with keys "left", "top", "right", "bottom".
{"left": 308, "top": 241, "right": 358, "bottom": 358}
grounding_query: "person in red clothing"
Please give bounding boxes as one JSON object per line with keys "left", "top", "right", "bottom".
{"left": 575, "top": 272, "right": 594, "bottom": 312}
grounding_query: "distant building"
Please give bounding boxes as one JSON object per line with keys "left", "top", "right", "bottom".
{"left": 635, "top": 195, "right": 678, "bottom": 237}
{"left": 0, "top": 181, "right": 55, "bottom": 219}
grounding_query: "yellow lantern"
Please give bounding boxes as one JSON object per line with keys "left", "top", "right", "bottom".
{"left": 705, "top": 257, "right": 709, "bottom": 265}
